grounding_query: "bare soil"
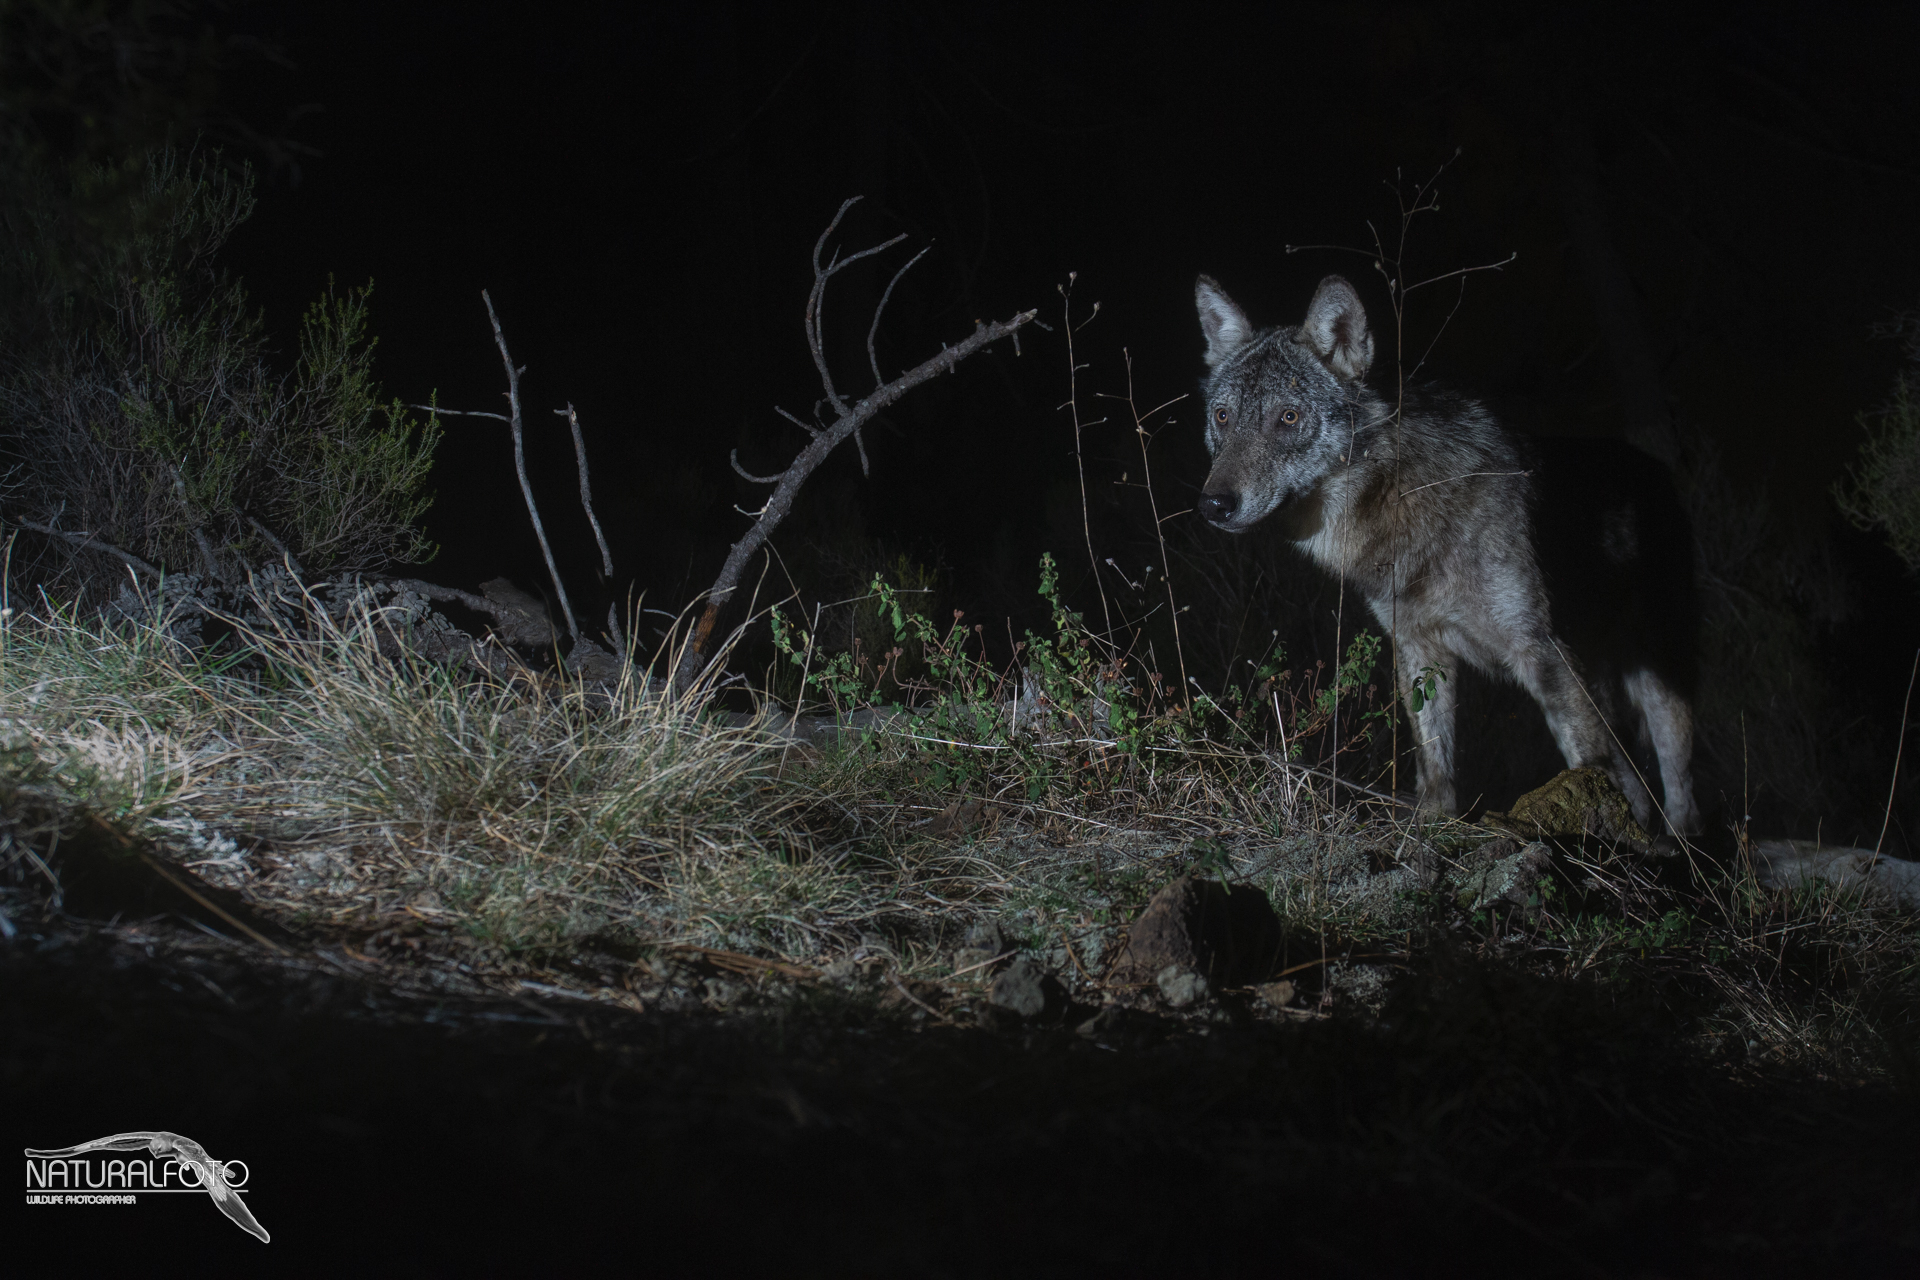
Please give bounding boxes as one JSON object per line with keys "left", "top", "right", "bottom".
{"left": 8, "top": 883, "right": 1917, "bottom": 1277}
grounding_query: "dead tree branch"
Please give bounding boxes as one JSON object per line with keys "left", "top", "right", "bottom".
{"left": 673, "top": 198, "right": 1036, "bottom": 694}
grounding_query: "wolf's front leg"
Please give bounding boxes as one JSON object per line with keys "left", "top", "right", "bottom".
{"left": 1515, "top": 638, "right": 1658, "bottom": 829}
{"left": 1397, "top": 641, "right": 1458, "bottom": 817}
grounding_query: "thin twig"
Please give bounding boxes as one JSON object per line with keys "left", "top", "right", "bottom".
{"left": 1060, "top": 275, "right": 1113, "bottom": 634}
{"left": 1872, "top": 647, "right": 1919, "bottom": 860}
{"left": 868, "top": 245, "right": 931, "bottom": 388}
{"left": 408, "top": 404, "right": 510, "bottom": 422}
{"left": 730, "top": 450, "right": 786, "bottom": 485}
{"left": 1396, "top": 469, "right": 1531, "bottom": 497}
{"left": 245, "top": 516, "right": 304, "bottom": 576}
{"left": 775, "top": 406, "right": 823, "bottom": 438}
{"left": 559, "top": 405, "right": 615, "bottom": 580}
{"left": 481, "top": 290, "right": 578, "bottom": 646}
{"left": 1125, "top": 350, "right": 1186, "bottom": 693}
{"left": 557, "top": 403, "right": 623, "bottom": 653}
{"left": 7, "top": 518, "right": 161, "bottom": 579}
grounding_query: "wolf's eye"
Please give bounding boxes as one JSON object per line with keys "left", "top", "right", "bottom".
{"left": 1213, "top": 407, "right": 1228, "bottom": 425}
{"left": 1279, "top": 409, "right": 1300, "bottom": 426}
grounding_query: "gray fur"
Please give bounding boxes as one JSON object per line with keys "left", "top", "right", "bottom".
{"left": 1194, "top": 273, "right": 1699, "bottom": 837}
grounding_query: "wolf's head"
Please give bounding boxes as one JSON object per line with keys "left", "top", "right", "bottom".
{"left": 1193, "top": 274, "right": 1374, "bottom": 534}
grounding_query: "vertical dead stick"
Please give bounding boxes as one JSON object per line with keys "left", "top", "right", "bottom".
{"left": 558, "top": 403, "right": 623, "bottom": 652}
{"left": 674, "top": 200, "right": 1034, "bottom": 695}
{"left": 482, "top": 290, "right": 578, "bottom": 647}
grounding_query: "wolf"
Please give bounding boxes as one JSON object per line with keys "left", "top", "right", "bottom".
{"left": 1194, "top": 273, "right": 1699, "bottom": 837}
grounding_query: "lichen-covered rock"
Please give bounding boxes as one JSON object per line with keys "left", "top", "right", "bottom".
{"left": 1488, "top": 767, "right": 1651, "bottom": 846}
{"left": 1155, "top": 964, "right": 1209, "bottom": 1008}
{"left": 1452, "top": 837, "right": 1555, "bottom": 913}
{"left": 988, "top": 955, "right": 1067, "bottom": 1020}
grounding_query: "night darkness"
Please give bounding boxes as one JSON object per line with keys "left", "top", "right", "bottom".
{"left": 10, "top": 1, "right": 1920, "bottom": 1272}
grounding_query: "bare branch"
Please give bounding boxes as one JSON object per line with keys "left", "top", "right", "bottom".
{"left": 481, "top": 290, "right": 578, "bottom": 647}
{"left": 1402, "top": 251, "right": 1519, "bottom": 295}
{"left": 246, "top": 516, "right": 305, "bottom": 576}
{"left": 868, "top": 244, "right": 931, "bottom": 388}
{"left": 730, "top": 449, "right": 786, "bottom": 485}
{"left": 557, "top": 405, "right": 615, "bottom": 579}
{"left": 410, "top": 403, "right": 510, "bottom": 423}
{"left": 1396, "top": 469, "right": 1531, "bottom": 498}
{"left": 7, "top": 518, "right": 160, "bottom": 579}
{"left": 804, "top": 195, "right": 908, "bottom": 416}
{"left": 167, "top": 460, "right": 226, "bottom": 582}
{"left": 775, "top": 406, "right": 823, "bottom": 438}
{"left": 557, "top": 403, "right": 622, "bottom": 652}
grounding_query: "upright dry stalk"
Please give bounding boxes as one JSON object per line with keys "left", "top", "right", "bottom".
{"left": 482, "top": 290, "right": 579, "bottom": 647}
{"left": 559, "top": 403, "right": 623, "bottom": 652}
{"left": 1119, "top": 351, "right": 1191, "bottom": 703}
{"left": 1059, "top": 274, "right": 1112, "bottom": 634}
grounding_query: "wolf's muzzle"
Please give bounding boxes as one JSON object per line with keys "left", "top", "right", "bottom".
{"left": 1199, "top": 491, "right": 1239, "bottom": 526}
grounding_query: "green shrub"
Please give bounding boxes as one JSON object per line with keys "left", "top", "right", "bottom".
{"left": 0, "top": 147, "right": 439, "bottom": 600}
{"left": 1836, "top": 313, "right": 1920, "bottom": 574}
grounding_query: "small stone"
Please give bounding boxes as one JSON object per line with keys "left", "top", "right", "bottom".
{"left": 989, "top": 956, "right": 1066, "bottom": 1020}
{"left": 822, "top": 957, "right": 858, "bottom": 984}
{"left": 954, "top": 919, "right": 1013, "bottom": 976}
{"left": 1254, "top": 980, "right": 1296, "bottom": 1009}
{"left": 1155, "top": 964, "right": 1209, "bottom": 1008}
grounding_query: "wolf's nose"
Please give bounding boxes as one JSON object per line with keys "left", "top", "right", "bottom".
{"left": 1199, "top": 491, "right": 1238, "bottom": 524}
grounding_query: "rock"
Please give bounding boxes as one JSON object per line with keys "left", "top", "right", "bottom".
{"left": 1453, "top": 837, "right": 1555, "bottom": 913}
{"left": 1486, "top": 767, "right": 1651, "bottom": 847}
{"left": 964, "top": 920, "right": 1008, "bottom": 953}
{"left": 1327, "top": 962, "right": 1391, "bottom": 1013}
{"left": 1253, "top": 980, "right": 1297, "bottom": 1009}
{"left": 822, "top": 957, "right": 859, "bottom": 984}
{"left": 1155, "top": 964, "right": 1209, "bottom": 1008}
{"left": 1106, "top": 875, "right": 1284, "bottom": 991}
{"left": 564, "top": 637, "right": 629, "bottom": 687}
{"left": 1751, "top": 840, "right": 1920, "bottom": 909}
{"left": 953, "top": 919, "right": 1012, "bottom": 977}
{"left": 988, "top": 956, "right": 1067, "bottom": 1021}
{"left": 478, "top": 577, "right": 559, "bottom": 648}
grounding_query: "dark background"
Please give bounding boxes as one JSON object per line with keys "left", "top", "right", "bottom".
{"left": 14, "top": 0, "right": 1920, "bottom": 836}
{"left": 212, "top": 1, "right": 1920, "bottom": 576}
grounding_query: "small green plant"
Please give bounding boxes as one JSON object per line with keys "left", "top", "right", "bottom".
{"left": 1405, "top": 663, "right": 1445, "bottom": 715}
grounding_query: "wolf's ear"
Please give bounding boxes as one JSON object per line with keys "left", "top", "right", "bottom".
{"left": 1298, "top": 275, "right": 1373, "bottom": 383}
{"left": 1195, "top": 275, "right": 1252, "bottom": 368}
